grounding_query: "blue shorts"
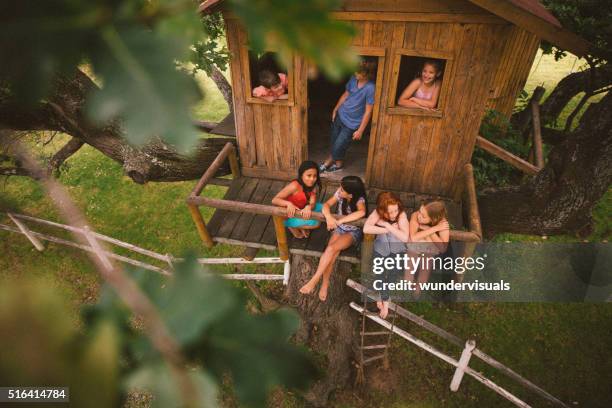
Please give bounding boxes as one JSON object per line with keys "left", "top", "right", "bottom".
{"left": 284, "top": 202, "right": 323, "bottom": 228}
{"left": 333, "top": 224, "right": 363, "bottom": 246}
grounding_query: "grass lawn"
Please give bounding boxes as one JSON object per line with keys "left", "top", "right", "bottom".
{"left": 1, "top": 53, "right": 610, "bottom": 407}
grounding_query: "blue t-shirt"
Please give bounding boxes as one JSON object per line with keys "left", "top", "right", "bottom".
{"left": 337, "top": 76, "right": 375, "bottom": 130}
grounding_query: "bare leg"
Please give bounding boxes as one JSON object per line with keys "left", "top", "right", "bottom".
{"left": 288, "top": 227, "right": 304, "bottom": 238}
{"left": 300, "top": 233, "right": 349, "bottom": 296}
{"left": 323, "top": 155, "right": 333, "bottom": 167}
{"left": 319, "top": 234, "right": 353, "bottom": 301}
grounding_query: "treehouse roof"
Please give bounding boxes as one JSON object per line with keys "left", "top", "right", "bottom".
{"left": 198, "top": 0, "right": 590, "bottom": 56}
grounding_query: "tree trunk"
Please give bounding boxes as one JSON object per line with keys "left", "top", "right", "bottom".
{"left": 284, "top": 255, "right": 360, "bottom": 407}
{"left": 480, "top": 91, "right": 612, "bottom": 237}
{"left": 539, "top": 66, "right": 610, "bottom": 125}
{"left": 0, "top": 69, "right": 232, "bottom": 184}
{"left": 209, "top": 65, "right": 233, "bottom": 112}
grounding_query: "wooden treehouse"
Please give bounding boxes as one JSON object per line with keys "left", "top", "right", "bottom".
{"left": 188, "top": 0, "right": 589, "bottom": 264}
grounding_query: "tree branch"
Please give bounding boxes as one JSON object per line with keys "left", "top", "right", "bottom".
{"left": 1, "top": 69, "right": 233, "bottom": 184}
{"left": 48, "top": 137, "right": 84, "bottom": 175}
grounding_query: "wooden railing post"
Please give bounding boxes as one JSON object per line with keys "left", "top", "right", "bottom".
{"left": 188, "top": 204, "right": 214, "bottom": 248}
{"left": 272, "top": 215, "right": 289, "bottom": 261}
{"left": 228, "top": 144, "right": 241, "bottom": 179}
{"left": 530, "top": 101, "right": 544, "bottom": 169}
{"left": 450, "top": 340, "right": 476, "bottom": 391}
{"left": 361, "top": 233, "right": 374, "bottom": 274}
{"left": 7, "top": 213, "right": 45, "bottom": 251}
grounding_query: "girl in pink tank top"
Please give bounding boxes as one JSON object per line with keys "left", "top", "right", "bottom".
{"left": 397, "top": 60, "right": 443, "bottom": 110}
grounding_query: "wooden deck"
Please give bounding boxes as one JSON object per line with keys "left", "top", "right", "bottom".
{"left": 206, "top": 176, "right": 463, "bottom": 264}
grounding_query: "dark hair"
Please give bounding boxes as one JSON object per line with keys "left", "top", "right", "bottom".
{"left": 295, "top": 160, "right": 321, "bottom": 194}
{"left": 357, "top": 58, "right": 378, "bottom": 81}
{"left": 340, "top": 176, "right": 367, "bottom": 214}
{"left": 376, "top": 192, "right": 404, "bottom": 223}
{"left": 259, "top": 69, "right": 281, "bottom": 88}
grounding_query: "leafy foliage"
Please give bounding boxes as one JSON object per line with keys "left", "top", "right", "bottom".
{"left": 541, "top": 0, "right": 611, "bottom": 64}
{"left": 82, "top": 256, "right": 318, "bottom": 407}
{"left": 1, "top": 0, "right": 358, "bottom": 153}
{"left": 229, "top": 0, "right": 358, "bottom": 79}
{"left": 190, "top": 13, "right": 230, "bottom": 75}
{"left": 473, "top": 110, "right": 531, "bottom": 187}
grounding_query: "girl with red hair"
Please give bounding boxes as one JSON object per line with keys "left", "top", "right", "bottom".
{"left": 363, "top": 192, "right": 409, "bottom": 318}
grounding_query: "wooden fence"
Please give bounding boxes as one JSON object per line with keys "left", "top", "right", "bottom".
{"left": 1, "top": 212, "right": 290, "bottom": 283}
{"left": 347, "top": 279, "right": 569, "bottom": 408}
{"left": 476, "top": 88, "right": 546, "bottom": 175}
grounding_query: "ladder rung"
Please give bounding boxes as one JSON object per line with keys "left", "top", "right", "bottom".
{"left": 362, "top": 354, "right": 386, "bottom": 365}
{"left": 360, "top": 331, "right": 390, "bottom": 336}
{"left": 361, "top": 344, "right": 387, "bottom": 350}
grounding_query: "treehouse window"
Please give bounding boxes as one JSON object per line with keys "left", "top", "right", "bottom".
{"left": 243, "top": 50, "right": 294, "bottom": 105}
{"left": 388, "top": 51, "right": 452, "bottom": 117}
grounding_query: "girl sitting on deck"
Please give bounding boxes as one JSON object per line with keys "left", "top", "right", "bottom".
{"left": 405, "top": 200, "right": 450, "bottom": 299}
{"left": 272, "top": 161, "right": 322, "bottom": 239}
{"left": 299, "top": 176, "right": 367, "bottom": 301}
{"left": 397, "top": 59, "right": 443, "bottom": 110}
{"left": 363, "top": 192, "right": 410, "bottom": 318}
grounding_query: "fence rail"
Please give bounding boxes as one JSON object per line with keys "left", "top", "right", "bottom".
{"left": 188, "top": 143, "right": 482, "bottom": 269}
{"left": 1, "top": 212, "right": 289, "bottom": 283}
{"left": 347, "top": 279, "right": 569, "bottom": 408}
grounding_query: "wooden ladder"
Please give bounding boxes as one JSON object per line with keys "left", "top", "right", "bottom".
{"left": 355, "top": 293, "right": 397, "bottom": 385}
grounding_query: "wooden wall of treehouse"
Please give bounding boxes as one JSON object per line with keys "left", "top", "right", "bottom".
{"left": 223, "top": 0, "right": 541, "bottom": 199}
{"left": 225, "top": 19, "right": 308, "bottom": 181}
{"left": 486, "top": 26, "right": 540, "bottom": 118}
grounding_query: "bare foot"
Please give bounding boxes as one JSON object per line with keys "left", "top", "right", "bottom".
{"left": 379, "top": 301, "right": 389, "bottom": 319}
{"left": 289, "top": 228, "right": 303, "bottom": 239}
{"left": 302, "top": 229, "right": 311, "bottom": 238}
{"left": 300, "top": 283, "right": 315, "bottom": 295}
{"left": 318, "top": 280, "right": 329, "bottom": 301}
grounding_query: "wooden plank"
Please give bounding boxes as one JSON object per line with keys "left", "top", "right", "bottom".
{"left": 475, "top": 136, "right": 539, "bottom": 175}
{"left": 252, "top": 180, "right": 285, "bottom": 245}
{"left": 230, "top": 177, "right": 272, "bottom": 240}
{"left": 331, "top": 12, "right": 503, "bottom": 24}
{"left": 207, "top": 177, "right": 247, "bottom": 237}
{"left": 337, "top": 0, "right": 490, "bottom": 14}
{"left": 465, "top": 0, "right": 590, "bottom": 57}
{"left": 215, "top": 177, "right": 259, "bottom": 239}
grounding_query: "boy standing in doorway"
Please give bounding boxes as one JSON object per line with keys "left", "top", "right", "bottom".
{"left": 319, "top": 59, "right": 377, "bottom": 173}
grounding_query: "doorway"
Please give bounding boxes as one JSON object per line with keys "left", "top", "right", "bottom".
{"left": 306, "top": 53, "right": 384, "bottom": 183}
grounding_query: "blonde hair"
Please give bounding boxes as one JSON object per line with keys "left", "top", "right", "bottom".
{"left": 423, "top": 200, "right": 447, "bottom": 226}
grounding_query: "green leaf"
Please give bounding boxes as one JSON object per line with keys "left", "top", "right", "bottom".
{"left": 0, "top": 1, "right": 100, "bottom": 102}
{"left": 126, "top": 361, "right": 218, "bottom": 408}
{"left": 199, "top": 307, "right": 319, "bottom": 407}
{"left": 137, "top": 255, "right": 238, "bottom": 345}
{"left": 229, "top": 0, "right": 358, "bottom": 80}
{"left": 87, "top": 27, "right": 202, "bottom": 152}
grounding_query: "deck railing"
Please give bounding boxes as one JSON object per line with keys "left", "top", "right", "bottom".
{"left": 187, "top": 142, "right": 482, "bottom": 264}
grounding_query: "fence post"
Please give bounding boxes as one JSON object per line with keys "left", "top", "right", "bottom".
{"left": 361, "top": 233, "right": 374, "bottom": 274}
{"left": 188, "top": 204, "right": 214, "bottom": 248}
{"left": 530, "top": 101, "right": 544, "bottom": 169}
{"left": 450, "top": 339, "right": 476, "bottom": 392}
{"left": 228, "top": 144, "right": 240, "bottom": 179}
{"left": 283, "top": 260, "right": 291, "bottom": 285}
{"left": 272, "top": 216, "right": 289, "bottom": 261}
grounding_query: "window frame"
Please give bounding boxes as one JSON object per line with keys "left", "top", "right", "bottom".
{"left": 240, "top": 46, "right": 296, "bottom": 107}
{"left": 386, "top": 49, "right": 455, "bottom": 118}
